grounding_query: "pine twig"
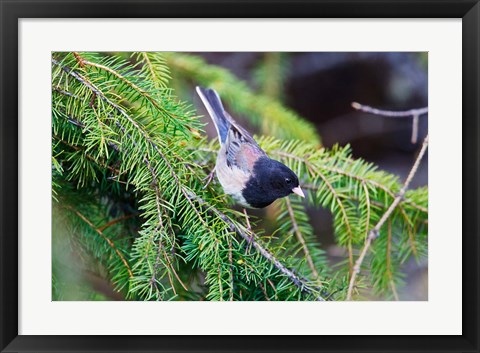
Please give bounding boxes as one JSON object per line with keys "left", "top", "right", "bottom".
{"left": 304, "top": 160, "right": 354, "bottom": 275}
{"left": 114, "top": 118, "right": 188, "bottom": 294}
{"left": 150, "top": 174, "right": 188, "bottom": 295}
{"left": 346, "top": 134, "right": 428, "bottom": 300}
{"left": 386, "top": 219, "right": 399, "bottom": 300}
{"left": 97, "top": 213, "right": 137, "bottom": 232}
{"left": 66, "top": 206, "right": 134, "bottom": 278}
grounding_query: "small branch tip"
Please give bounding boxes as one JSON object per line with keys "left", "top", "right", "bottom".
{"left": 351, "top": 102, "right": 361, "bottom": 110}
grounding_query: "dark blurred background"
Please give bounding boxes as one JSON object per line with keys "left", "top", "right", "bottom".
{"left": 189, "top": 52, "right": 428, "bottom": 300}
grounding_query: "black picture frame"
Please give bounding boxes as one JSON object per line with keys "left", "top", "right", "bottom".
{"left": 1, "top": 1, "right": 479, "bottom": 352}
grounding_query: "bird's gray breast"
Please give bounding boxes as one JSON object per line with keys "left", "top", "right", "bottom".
{"left": 216, "top": 144, "right": 251, "bottom": 206}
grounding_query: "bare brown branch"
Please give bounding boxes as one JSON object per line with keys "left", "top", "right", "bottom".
{"left": 351, "top": 102, "right": 428, "bottom": 118}
{"left": 352, "top": 102, "right": 427, "bottom": 145}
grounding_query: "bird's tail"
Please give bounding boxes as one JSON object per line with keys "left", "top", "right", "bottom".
{"left": 196, "top": 86, "right": 230, "bottom": 144}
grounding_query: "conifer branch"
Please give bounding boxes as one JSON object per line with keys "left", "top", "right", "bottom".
{"left": 97, "top": 214, "right": 137, "bottom": 232}
{"left": 267, "top": 278, "right": 279, "bottom": 301}
{"left": 72, "top": 52, "right": 182, "bottom": 123}
{"left": 52, "top": 135, "right": 121, "bottom": 175}
{"left": 398, "top": 206, "right": 418, "bottom": 258}
{"left": 54, "top": 58, "right": 199, "bottom": 216}
{"left": 304, "top": 159, "right": 355, "bottom": 274}
{"left": 65, "top": 206, "right": 133, "bottom": 278}
{"left": 386, "top": 220, "right": 399, "bottom": 300}
{"left": 106, "top": 108, "right": 189, "bottom": 294}
{"left": 141, "top": 52, "right": 165, "bottom": 90}
{"left": 361, "top": 182, "right": 371, "bottom": 241}
{"left": 227, "top": 235, "right": 234, "bottom": 301}
{"left": 149, "top": 170, "right": 188, "bottom": 293}
{"left": 284, "top": 198, "right": 320, "bottom": 281}
{"left": 52, "top": 59, "right": 255, "bottom": 300}
{"left": 52, "top": 58, "right": 130, "bottom": 123}
{"left": 273, "top": 149, "right": 427, "bottom": 214}
{"left": 346, "top": 135, "right": 429, "bottom": 300}
{"left": 53, "top": 86, "right": 78, "bottom": 98}
{"left": 54, "top": 58, "right": 193, "bottom": 298}
{"left": 258, "top": 281, "right": 271, "bottom": 301}
{"left": 184, "top": 190, "right": 327, "bottom": 301}
{"left": 136, "top": 52, "right": 172, "bottom": 89}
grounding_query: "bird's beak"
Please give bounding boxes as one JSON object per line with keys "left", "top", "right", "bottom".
{"left": 292, "top": 186, "right": 305, "bottom": 198}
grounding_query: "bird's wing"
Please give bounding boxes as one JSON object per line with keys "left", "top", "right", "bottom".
{"left": 224, "top": 123, "right": 266, "bottom": 173}
{"left": 196, "top": 86, "right": 267, "bottom": 172}
{"left": 196, "top": 86, "right": 230, "bottom": 144}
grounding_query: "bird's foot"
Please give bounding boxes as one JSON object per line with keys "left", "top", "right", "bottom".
{"left": 243, "top": 208, "right": 253, "bottom": 253}
{"left": 202, "top": 167, "right": 216, "bottom": 189}
{"left": 243, "top": 208, "right": 251, "bottom": 231}
{"left": 245, "top": 234, "right": 254, "bottom": 254}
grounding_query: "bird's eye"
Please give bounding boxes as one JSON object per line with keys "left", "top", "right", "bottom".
{"left": 285, "top": 178, "right": 292, "bottom": 184}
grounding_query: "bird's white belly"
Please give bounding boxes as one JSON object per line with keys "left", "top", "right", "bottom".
{"left": 216, "top": 154, "right": 250, "bottom": 207}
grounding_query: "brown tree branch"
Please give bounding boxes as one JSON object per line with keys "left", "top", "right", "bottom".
{"left": 351, "top": 102, "right": 428, "bottom": 118}
{"left": 351, "top": 102, "right": 428, "bottom": 144}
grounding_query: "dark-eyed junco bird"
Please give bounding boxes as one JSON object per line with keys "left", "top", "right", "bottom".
{"left": 196, "top": 86, "right": 305, "bottom": 209}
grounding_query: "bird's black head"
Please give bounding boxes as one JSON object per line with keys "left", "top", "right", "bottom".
{"left": 242, "top": 157, "right": 303, "bottom": 208}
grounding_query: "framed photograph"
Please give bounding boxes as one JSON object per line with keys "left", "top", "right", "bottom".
{"left": 1, "top": 1, "right": 478, "bottom": 352}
